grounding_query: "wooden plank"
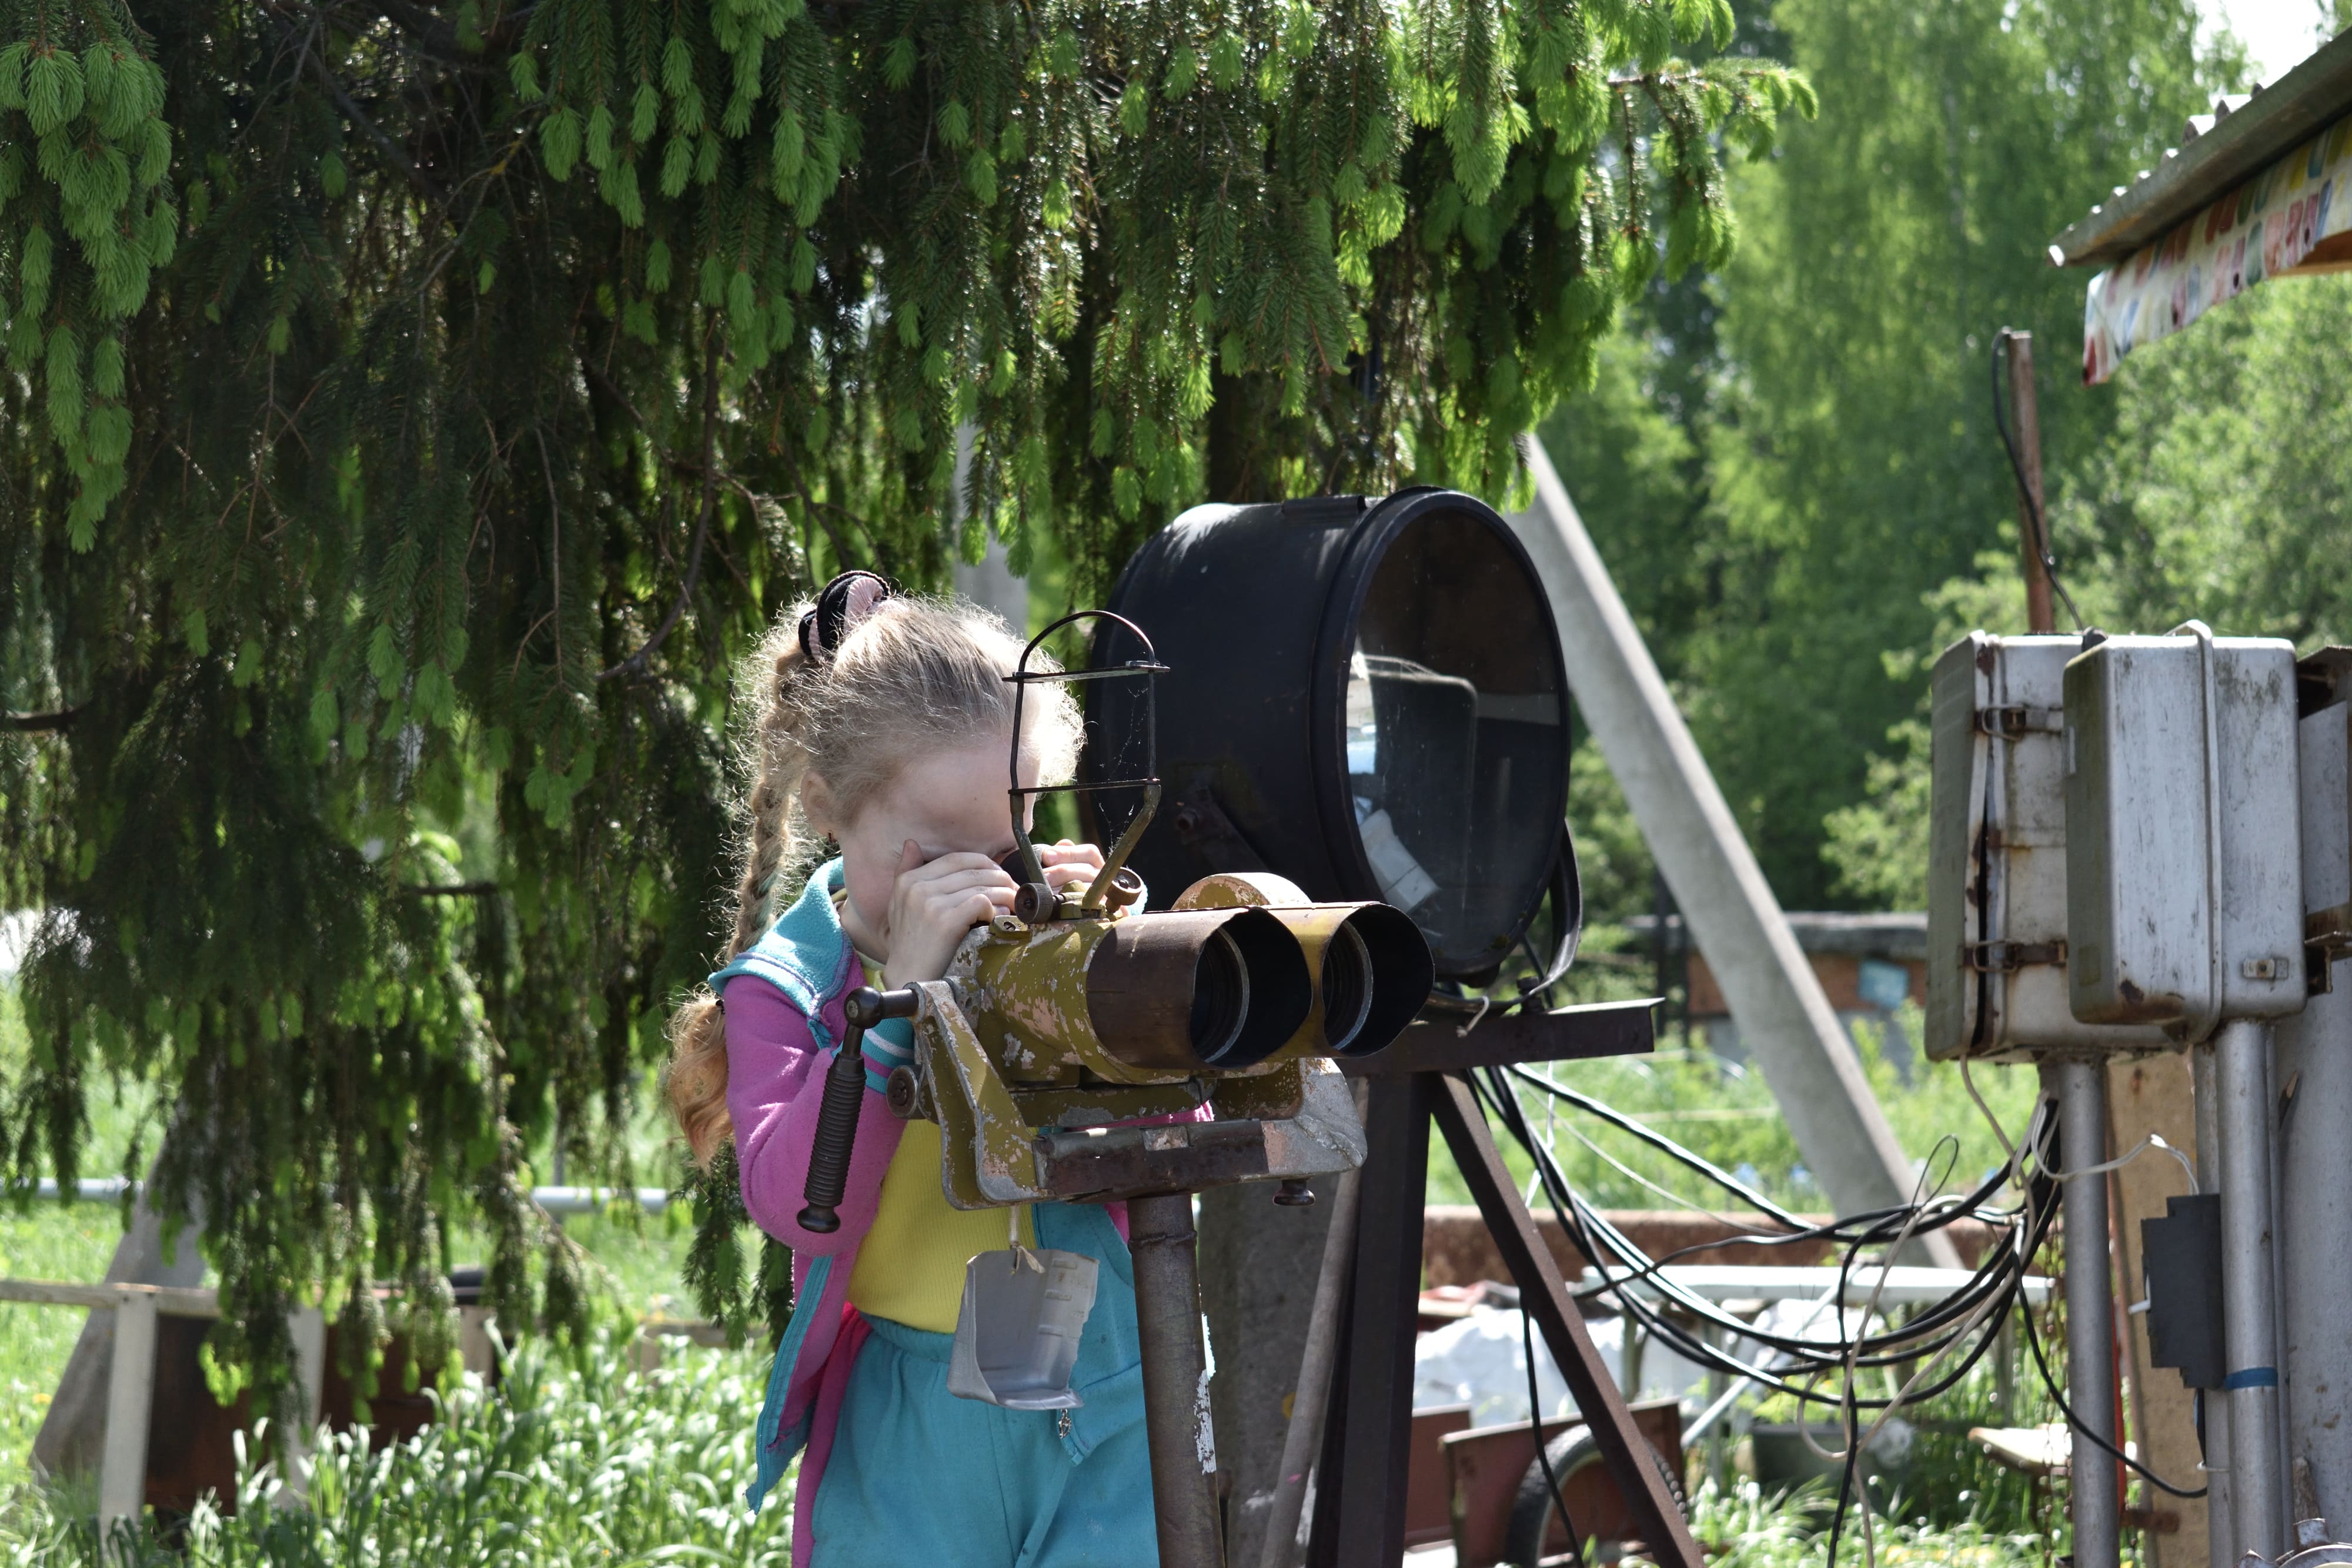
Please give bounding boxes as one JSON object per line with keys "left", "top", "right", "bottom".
{"left": 98, "top": 1290, "right": 157, "bottom": 1551}
{"left": 0, "top": 1278, "right": 219, "bottom": 1316}
{"left": 1431, "top": 1073, "right": 1703, "bottom": 1568}
{"left": 1307, "top": 1074, "right": 1432, "bottom": 1568}
{"left": 2108, "top": 1053, "right": 2207, "bottom": 1568}
{"left": 1405, "top": 1403, "right": 1474, "bottom": 1546}
{"left": 1348, "top": 1000, "right": 1657, "bottom": 1078}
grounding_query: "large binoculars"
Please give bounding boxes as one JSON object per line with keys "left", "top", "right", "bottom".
{"left": 963, "top": 872, "right": 1434, "bottom": 1082}
{"left": 798, "top": 871, "right": 1432, "bottom": 1231}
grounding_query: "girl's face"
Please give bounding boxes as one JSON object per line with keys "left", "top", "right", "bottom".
{"left": 804, "top": 734, "right": 1038, "bottom": 953}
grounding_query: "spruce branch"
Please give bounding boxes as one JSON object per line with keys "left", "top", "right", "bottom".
{"left": 600, "top": 325, "right": 719, "bottom": 681}
{"left": 3, "top": 710, "right": 79, "bottom": 733}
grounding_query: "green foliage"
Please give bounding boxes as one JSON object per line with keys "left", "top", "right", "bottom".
{"left": 0, "top": 1336, "right": 789, "bottom": 1566}
{"left": 1542, "top": 0, "right": 2237, "bottom": 909}
{"left": 0, "top": 0, "right": 1806, "bottom": 1409}
{"left": 0, "top": 4, "right": 176, "bottom": 547}
{"left": 2070, "top": 273, "right": 2352, "bottom": 641}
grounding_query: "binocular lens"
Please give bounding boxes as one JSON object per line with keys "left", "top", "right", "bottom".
{"left": 1189, "top": 928, "right": 1250, "bottom": 1061}
{"left": 1088, "top": 906, "right": 1312, "bottom": 1073}
{"left": 1320, "top": 904, "right": 1435, "bottom": 1058}
{"left": 1318, "top": 923, "right": 1374, "bottom": 1054}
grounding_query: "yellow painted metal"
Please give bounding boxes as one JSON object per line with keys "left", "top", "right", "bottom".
{"left": 911, "top": 980, "right": 1046, "bottom": 1208}
{"left": 957, "top": 915, "right": 1132, "bottom": 1081}
{"left": 1167, "top": 871, "right": 1400, "bottom": 1059}
{"left": 910, "top": 874, "right": 1418, "bottom": 1211}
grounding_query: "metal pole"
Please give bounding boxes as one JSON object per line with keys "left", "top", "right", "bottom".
{"left": 1510, "top": 437, "right": 1961, "bottom": 1269}
{"left": 2001, "top": 329, "right": 2056, "bottom": 636}
{"left": 2195, "top": 1039, "right": 2236, "bottom": 1568}
{"left": 1129, "top": 1191, "right": 1225, "bottom": 1568}
{"left": 2217, "top": 1018, "right": 2286, "bottom": 1564}
{"left": 2054, "top": 1059, "right": 2121, "bottom": 1568}
{"left": 1255, "top": 1170, "right": 1361, "bottom": 1568}
{"left": 2280, "top": 697, "right": 2352, "bottom": 1534}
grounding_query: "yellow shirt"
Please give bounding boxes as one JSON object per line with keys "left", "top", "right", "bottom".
{"left": 835, "top": 896, "right": 1033, "bottom": 1332}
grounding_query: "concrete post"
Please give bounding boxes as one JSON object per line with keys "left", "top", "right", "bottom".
{"left": 1510, "top": 437, "right": 1960, "bottom": 1268}
{"left": 1200, "top": 1174, "right": 1344, "bottom": 1566}
{"left": 948, "top": 423, "right": 1031, "bottom": 636}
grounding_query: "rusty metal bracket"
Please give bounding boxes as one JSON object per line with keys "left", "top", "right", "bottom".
{"left": 2304, "top": 901, "right": 2352, "bottom": 996}
{"left": 908, "top": 981, "right": 1368, "bottom": 1211}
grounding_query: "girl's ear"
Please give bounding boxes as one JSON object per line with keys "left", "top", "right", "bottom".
{"left": 800, "top": 770, "right": 838, "bottom": 840}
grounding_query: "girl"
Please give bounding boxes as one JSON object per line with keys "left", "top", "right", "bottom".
{"left": 667, "top": 574, "right": 1163, "bottom": 1568}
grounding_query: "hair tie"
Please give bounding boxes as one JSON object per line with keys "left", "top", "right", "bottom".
{"left": 798, "top": 571, "right": 896, "bottom": 665}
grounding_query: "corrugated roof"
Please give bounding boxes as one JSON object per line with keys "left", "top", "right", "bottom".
{"left": 2050, "top": 28, "right": 2352, "bottom": 269}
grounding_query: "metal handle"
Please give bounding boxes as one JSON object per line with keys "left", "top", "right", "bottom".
{"left": 799, "top": 986, "right": 920, "bottom": 1234}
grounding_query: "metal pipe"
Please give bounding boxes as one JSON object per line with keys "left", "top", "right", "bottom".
{"left": 2053, "top": 1058, "right": 2120, "bottom": 1568}
{"left": 1128, "top": 1191, "right": 1225, "bottom": 1568}
{"left": 2195, "top": 1039, "right": 2237, "bottom": 1568}
{"left": 1254, "top": 1171, "right": 1361, "bottom": 1568}
{"left": 2280, "top": 701, "right": 2352, "bottom": 1532}
{"left": 2219, "top": 1018, "right": 2287, "bottom": 1564}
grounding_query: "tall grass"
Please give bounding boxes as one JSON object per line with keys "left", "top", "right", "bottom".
{"left": 0, "top": 1335, "right": 2065, "bottom": 1568}
{"left": 0, "top": 1335, "right": 792, "bottom": 1567}
{"left": 1690, "top": 1479, "right": 2054, "bottom": 1567}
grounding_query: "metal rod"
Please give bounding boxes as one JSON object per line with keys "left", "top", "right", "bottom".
{"left": 2053, "top": 1059, "right": 2120, "bottom": 1568}
{"left": 2000, "top": 330, "right": 2056, "bottom": 636}
{"left": 1128, "top": 1191, "right": 1225, "bottom": 1568}
{"left": 1255, "top": 1171, "right": 1361, "bottom": 1568}
{"left": 2194, "top": 1038, "right": 2237, "bottom": 1568}
{"left": 2217, "top": 1018, "right": 2286, "bottom": 1563}
{"left": 1308, "top": 1075, "right": 1431, "bottom": 1567}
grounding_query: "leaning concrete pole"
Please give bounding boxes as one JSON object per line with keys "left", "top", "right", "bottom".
{"left": 1511, "top": 437, "right": 1960, "bottom": 1268}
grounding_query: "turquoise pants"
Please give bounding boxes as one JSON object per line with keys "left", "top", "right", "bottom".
{"left": 810, "top": 1312, "right": 1161, "bottom": 1566}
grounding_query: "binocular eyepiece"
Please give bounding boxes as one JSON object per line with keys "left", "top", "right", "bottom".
{"left": 963, "top": 874, "right": 1434, "bottom": 1082}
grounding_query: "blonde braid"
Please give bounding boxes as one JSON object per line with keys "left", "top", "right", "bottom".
{"left": 664, "top": 592, "right": 1083, "bottom": 1170}
{"left": 667, "top": 627, "right": 815, "bottom": 1167}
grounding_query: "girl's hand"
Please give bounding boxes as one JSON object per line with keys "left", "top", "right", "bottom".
{"left": 1037, "top": 839, "right": 1106, "bottom": 892}
{"left": 884, "top": 841, "right": 1018, "bottom": 985}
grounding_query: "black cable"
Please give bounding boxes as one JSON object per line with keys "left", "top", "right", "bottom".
{"left": 1992, "top": 329, "right": 2085, "bottom": 631}
{"left": 2017, "top": 1287, "right": 2209, "bottom": 1499}
{"left": 1508, "top": 1072, "right": 2054, "bottom": 1392}
{"left": 1822, "top": 1202, "right": 1887, "bottom": 1568}
{"left": 1462, "top": 1058, "right": 2118, "bottom": 1562}
{"left": 1505, "top": 1065, "right": 1811, "bottom": 1229}
{"left": 1521, "top": 1297, "right": 1586, "bottom": 1566}
{"left": 1474, "top": 1068, "right": 2049, "bottom": 1402}
{"left": 1482, "top": 1068, "right": 2050, "bottom": 1374}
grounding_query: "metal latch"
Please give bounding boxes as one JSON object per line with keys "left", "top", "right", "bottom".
{"left": 1975, "top": 705, "right": 2063, "bottom": 738}
{"left": 1964, "top": 940, "right": 2066, "bottom": 972}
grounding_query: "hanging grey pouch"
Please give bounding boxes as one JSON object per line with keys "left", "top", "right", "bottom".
{"left": 945, "top": 1242, "right": 1098, "bottom": 1410}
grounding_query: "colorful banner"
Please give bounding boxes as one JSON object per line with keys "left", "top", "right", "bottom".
{"left": 2083, "top": 113, "right": 2352, "bottom": 384}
